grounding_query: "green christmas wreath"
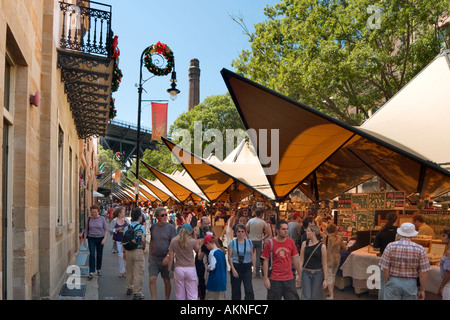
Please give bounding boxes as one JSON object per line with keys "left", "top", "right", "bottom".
{"left": 109, "top": 94, "right": 117, "bottom": 120}
{"left": 144, "top": 41, "right": 174, "bottom": 76}
{"left": 111, "top": 58, "right": 123, "bottom": 92}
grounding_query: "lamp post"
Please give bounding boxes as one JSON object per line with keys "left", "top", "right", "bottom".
{"left": 135, "top": 44, "right": 179, "bottom": 206}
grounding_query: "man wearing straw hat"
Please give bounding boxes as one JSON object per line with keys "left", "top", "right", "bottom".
{"left": 379, "top": 222, "right": 431, "bottom": 300}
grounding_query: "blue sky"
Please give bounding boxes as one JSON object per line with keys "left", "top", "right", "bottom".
{"left": 104, "top": 0, "right": 279, "bottom": 129}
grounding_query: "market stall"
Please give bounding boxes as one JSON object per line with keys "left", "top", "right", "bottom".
{"left": 340, "top": 245, "right": 443, "bottom": 295}
{"left": 220, "top": 68, "right": 450, "bottom": 204}
{"left": 333, "top": 190, "right": 448, "bottom": 294}
{"left": 337, "top": 190, "right": 408, "bottom": 245}
{"left": 140, "top": 160, "right": 209, "bottom": 203}
{"left": 136, "top": 175, "right": 180, "bottom": 203}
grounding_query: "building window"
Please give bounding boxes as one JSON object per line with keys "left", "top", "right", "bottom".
{"left": 2, "top": 52, "right": 15, "bottom": 300}
{"left": 2, "top": 119, "right": 12, "bottom": 300}
{"left": 3, "top": 58, "right": 12, "bottom": 112}
{"left": 69, "top": 147, "right": 73, "bottom": 224}
{"left": 58, "top": 126, "right": 64, "bottom": 226}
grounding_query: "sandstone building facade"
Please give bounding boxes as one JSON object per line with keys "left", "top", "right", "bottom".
{"left": 0, "top": 0, "right": 114, "bottom": 299}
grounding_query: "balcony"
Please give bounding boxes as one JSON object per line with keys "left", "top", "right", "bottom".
{"left": 57, "top": 0, "right": 115, "bottom": 138}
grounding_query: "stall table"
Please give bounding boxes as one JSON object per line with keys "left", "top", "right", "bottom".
{"left": 340, "top": 245, "right": 441, "bottom": 295}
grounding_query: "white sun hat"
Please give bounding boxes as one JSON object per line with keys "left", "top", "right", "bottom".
{"left": 397, "top": 222, "right": 419, "bottom": 238}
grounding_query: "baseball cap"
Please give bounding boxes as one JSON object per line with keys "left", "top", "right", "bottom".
{"left": 203, "top": 234, "right": 216, "bottom": 244}
{"left": 178, "top": 223, "right": 193, "bottom": 234}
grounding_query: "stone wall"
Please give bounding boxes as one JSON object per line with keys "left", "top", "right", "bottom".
{"left": 0, "top": 0, "right": 94, "bottom": 299}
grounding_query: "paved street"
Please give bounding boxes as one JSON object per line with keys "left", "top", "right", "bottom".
{"left": 62, "top": 234, "right": 442, "bottom": 302}
{"left": 92, "top": 234, "right": 378, "bottom": 301}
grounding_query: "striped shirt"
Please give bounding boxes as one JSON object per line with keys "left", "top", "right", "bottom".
{"left": 379, "top": 238, "right": 430, "bottom": 278}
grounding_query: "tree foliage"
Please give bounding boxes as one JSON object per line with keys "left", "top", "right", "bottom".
{"left": 128, "top": 93, "right": 245, "bottom": 178}
{"left": 98, "top": 145, "right": 124, "bottom": 189}
{"left": 169, "top": 93, "right": 246, "bottom": 159}
{"left": 141, "top": 141, "right": 182, "bottom": 177}
{"left": 232, "top": 0, "right": 450, "bottom": 125}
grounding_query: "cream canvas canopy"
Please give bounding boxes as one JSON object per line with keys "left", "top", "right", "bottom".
{"left": 93, "top": 190, "right": 106, "bottom": 198}
{"left": 133, "top": 172, "right": 181, "bottom": 203}
{"left": 124, "top": 176, "right": 162, "bottom": 203}
{"left": 162, "top": 137, "right": 276, "bottom": 202}
{"left": 361, "top": 50, "right": 450, "bottom": 171}
{"left": 117, "top": 184, "right": 146, "bottom": 202}
{"left": 220, "top": 68, "right": 450, "bottom": 201}
{"left": 112, "top": 191, "right": 130, "bottom": 201}
{"left": 165, "top": 169, "right": 210, "bottom": 202}
{"left": 118, "top": 182, "right": 157, "bottom": 202}
{"left": 209, "top": 139, "right": 276, "bottom": 200}
{"left": 140, "top": 160, "right": 209, "bottom": 203}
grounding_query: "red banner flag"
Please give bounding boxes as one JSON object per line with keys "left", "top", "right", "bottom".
{"left": 151, "top": 102, "right": 168, "bottom": 141}
{"left": 114, "top": 171, "right": 121, "bottom": 183}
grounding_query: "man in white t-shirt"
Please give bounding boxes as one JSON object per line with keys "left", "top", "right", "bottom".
{"left": 246, "top": 208, "right": 270, "bottom": 277}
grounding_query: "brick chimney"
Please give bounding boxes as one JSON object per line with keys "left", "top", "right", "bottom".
{"left": 188, "top": 58, "right": 200, "bottom": 111}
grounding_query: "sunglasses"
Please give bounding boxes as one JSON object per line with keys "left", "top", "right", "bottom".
{"left": 159, "top": 213, "right": 168, "bottom": 217}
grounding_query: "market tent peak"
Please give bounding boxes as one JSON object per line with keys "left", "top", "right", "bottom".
{"left": 220, "top": 68, "right": 450, "bottom": 201}
{"left": 163, "top": 169, "right": 210, "bottom": 203}
{"left": 161, "top": 137, "right": 276, "bottom": 202}
{"left": 161, "top": 137, "right": 233, "bottom": 202}
{"left": 121, "top": 182, "right": 157, "bottom": 202}
{"left": 93, "top": 190, "right": 106, "bottom": 198}
{"left": 207, "top": 138, "right": 276, "bottom": 200}
{"left": 117, "top": 183, "right": 149, "bottom": 203}
{"left": 140, "top": 160, "right": 209, "bottom": 203}
{"left": 123, "top": 175, "right": 162, "bottom": 203}
{"left": 112, "top": 190, "right": 130, "bottom": 201}
{"left": 361, "top": 50, "right": 450, "bottom": 169}
{"left": 132, "top": 171, "right": 180, "bottom": 203}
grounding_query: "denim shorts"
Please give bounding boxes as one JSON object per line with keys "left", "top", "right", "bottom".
{"left": 384, "top": 277, "right": 418, "bottom": 300}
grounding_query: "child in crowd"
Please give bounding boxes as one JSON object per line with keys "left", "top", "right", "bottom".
{"left": 204, "top": 234, "right": 227, "bottom": 300}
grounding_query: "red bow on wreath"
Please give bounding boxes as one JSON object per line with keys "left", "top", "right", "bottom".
{"left": 112, "top": 36, "right": 120, "bottom": 58}
{"left": 155, "top": 41, "right": 166, "bottom": 54}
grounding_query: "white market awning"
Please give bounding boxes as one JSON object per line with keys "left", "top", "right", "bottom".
{"left": 93, "top": 191, "right": 106, "bottom": 198}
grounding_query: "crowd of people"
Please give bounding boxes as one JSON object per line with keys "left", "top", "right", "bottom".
{"left": 81, "top": 204, "right": 450, "bottom": 301}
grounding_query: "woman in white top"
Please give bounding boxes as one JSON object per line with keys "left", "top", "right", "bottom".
{"left": 110, "top": 206, "right": 130, "bottom": 277}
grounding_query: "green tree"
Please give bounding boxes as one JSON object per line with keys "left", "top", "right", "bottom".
{"left": 98, "top": 145, "right": 123, "bottom": 189}
{"left": 135, "top": 141, "right": 182, "bottom": 180}
{"left": 128, "top": 93, "right": 245, "bottom": 179}
{"left": 169, "top": 93, "right": 246, "bottom": 159}
{"left": 232, "top": 0, "right": 450, "bottom": 125}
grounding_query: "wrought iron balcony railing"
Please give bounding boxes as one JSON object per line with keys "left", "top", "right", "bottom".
{"left": 57, "top": 1, "right": 116, "bottom": 138}
{"left": 59, "top": 0, "right": 113, "bottom": 57}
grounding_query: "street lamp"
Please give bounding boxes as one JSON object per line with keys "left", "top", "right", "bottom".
{"left": 167, "top": 71, "right": 180, "bottom": 101}
{"left": 135, "top": 43, "right": 179, "bottom": 205}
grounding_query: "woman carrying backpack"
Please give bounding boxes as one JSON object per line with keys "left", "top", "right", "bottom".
{"left": 110, "top": 206, "right": 130, "bottom": 277}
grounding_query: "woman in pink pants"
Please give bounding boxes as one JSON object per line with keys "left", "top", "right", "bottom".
{"left": 168, "top": 223, "right": 200, "bottom": 300}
